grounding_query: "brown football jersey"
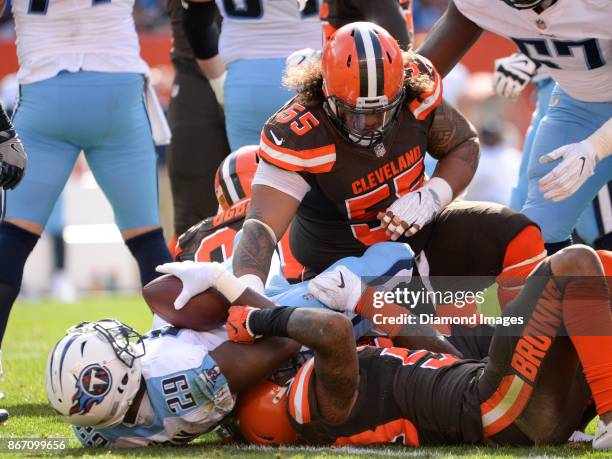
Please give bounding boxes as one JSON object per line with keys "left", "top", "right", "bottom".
{"left": 258, "top": 55, "right": 442, "bottom": 270}
{"left": 285, "top": 345, "right": 483, "bottom": 446}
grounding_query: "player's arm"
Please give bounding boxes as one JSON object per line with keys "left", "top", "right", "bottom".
{"left": 380, "top": 99, "right": 479, "bottom": 239}
{"left": 182, "top": 0, "right": 227, "bottom": 104}
{"left": 416, "top": 1, "right": 482, "bottom": 77}
{"left": 539, "top": 117, "right": 612, "bottom": 201}
{"left": 427, "top": 99, "right": 480, "bottom": 198}
{"left": 227, "top": 306, "right": 359, "bottom": 425}
{"left": 232, "top": 171, "right": 305, "bottom": 292}
{"left": 358, "top": 0, "right": 411, "bottom": 49}
{"left": 212, "top": 338, "right": 301, "bottom": 393}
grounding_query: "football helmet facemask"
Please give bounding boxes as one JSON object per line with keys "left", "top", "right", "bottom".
{"left": 46, "top": 319, "right": 145, "bottom": 429}
{"left": 322, "top": 22, "right": 405, "bottom": 149}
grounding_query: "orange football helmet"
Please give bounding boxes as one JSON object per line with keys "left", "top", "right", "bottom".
{"left": 236, "top": 380, "right": 297, "bottom": 445}
{"left": 321, "top": 22, "right": 405, "bottom": 148}
{"left": 214, "top": 145, "right": 259, "bottom": 211}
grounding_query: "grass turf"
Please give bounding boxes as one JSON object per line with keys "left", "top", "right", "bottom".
{"left": 0, "top": 295, "right": 605, "bottom": 458}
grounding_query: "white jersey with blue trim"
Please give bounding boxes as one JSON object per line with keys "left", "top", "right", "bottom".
{"left": 12, "top": 0, "right": 149, "bottom": 84}
{"left": 214, "top": 0, "right": 322, "bottom": 64}
{"left": 73, "top": 327, "right": 233, "bottom": 448}
{"left": 453, "top": 0, "right": 612, "bottom": 102}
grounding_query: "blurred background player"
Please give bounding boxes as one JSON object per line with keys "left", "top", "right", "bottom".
{"left": 0, "top": 0, "right": 174, "bottom": 394}
{"left": 418, "top": 0, "right": 612, "bottom": 254}
{"left": 0, "top": 96, "right": 27, "bottom": 423}
{"left": 183, "top": 0, "right": 321, "bottom": 151}
{"left": 166, "top": 0, "right": 230, "bottom": 237}
{"left": 495, "top": 51, "right": 612, "bottom": 250}
{"left": 319, "top": 0, "right": 413, "bottom": 48}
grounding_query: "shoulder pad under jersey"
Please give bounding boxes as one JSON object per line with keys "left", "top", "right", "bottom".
{"left": 404, "top": 53, "right": 443, "bottom": 121}
{"left": 259, "top": 98, "right": 336, "bottom": 174}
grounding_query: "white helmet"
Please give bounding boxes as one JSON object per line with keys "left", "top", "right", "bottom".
{"left": 45, "top": 319, "right": 145, "bottom": 429}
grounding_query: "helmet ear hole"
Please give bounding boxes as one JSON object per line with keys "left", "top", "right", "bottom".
{"left": 387, "top": 52, "right": 393, "bottom": 63}
{"left": 121, "top": 374, "right": 129, "bottom": 385}
{"left": 346, "top": 55, "right": 352, "bottom": 67}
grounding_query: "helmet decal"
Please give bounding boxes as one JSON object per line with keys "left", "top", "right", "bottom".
{"left": 70, "top": 364, "right": 112, "bottom": 416}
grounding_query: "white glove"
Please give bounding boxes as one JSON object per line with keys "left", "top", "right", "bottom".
{"left": 307, "top": 265, "right": 364, "bottom": 314}
{"left": 539, "top": 140, "right": 598, "bottom": 201}
{"left": 492, "top": 53, "right": 538, "bottom": 99}
{"left": 285, "top": 48, "right": 321, "bottom": 71}
{"left": 155, "top": 261, "right": 226, "bottom": 310}
{"left": 380, "top": 178, "right": 452, "bottom": 240}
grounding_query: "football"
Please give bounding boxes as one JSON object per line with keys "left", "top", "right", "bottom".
{"left": 142, "top": 274, "right": 230, "bottom": 331}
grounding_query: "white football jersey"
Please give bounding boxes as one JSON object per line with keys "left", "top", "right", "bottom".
{"left": 12, "top": 0, "right": 149, "bottom": 84}
{"left": 74, "top": 326, "right": 232, "bottom": 447}
{"left": 214, "top": 0, "right": 322, "bottom": 64}
{"left": 453, "top": 0, "right": 612, "bottom": 102}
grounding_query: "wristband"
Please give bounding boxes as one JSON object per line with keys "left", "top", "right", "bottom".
{"left": 427, "top": 177, "right": 453, "bottom": 207}
{"left": 248, "top": 306, "right": 296, "bottom": 338}
{"left": 208, "top": 70, "right": 227, "bottom": 106}
{"left": 239, "top": 274, "right": 265, "bottom": 295}
{"left": 215, "top": 269, "right": 247, "bottom": 303}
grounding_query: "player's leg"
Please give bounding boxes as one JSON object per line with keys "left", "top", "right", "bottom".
{"left": 0, "top": 76, "right": 81, "bottom": 347}
{"left": 83, "top": 72, "right": 171, "bottom": 287}
{"left": 478, "top": 247, "right": 611, "bottom": 446}
{"left": 509, "top": 78, "right": 554, "bottom": 211}
{"left": 167, "top": 61, "right": 230, "bottom": 235}
{"left": 224, "top": 58, "right": 294, "bottom": 151}
{"left": 521, "top": 84, "right": 612, "bottom": 253}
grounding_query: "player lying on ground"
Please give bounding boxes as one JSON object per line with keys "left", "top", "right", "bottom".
{"left": 46, "top": 242, "right": 458, "bottom": 447}
{"left": 228, "top": 245, "right": 612, "bottom": 449}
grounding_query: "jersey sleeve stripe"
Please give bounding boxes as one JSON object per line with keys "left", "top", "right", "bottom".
{"left": 259, "top": 136, "right": 336, "bottom": 173}
{"left": 288, "top": 357, "right": 315, "bottom": 425}
{"left": 409, "top": 71, "right": 443, "bottom": 120}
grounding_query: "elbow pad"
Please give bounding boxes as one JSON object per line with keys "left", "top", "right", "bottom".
{"left": 182, "top": 1, "right": 220, "bottom": 60}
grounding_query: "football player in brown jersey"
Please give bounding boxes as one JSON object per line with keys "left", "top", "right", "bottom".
{"left": 231, "top": 21, "right": 546, "bottom": 312}
{"left": 174, "top": 145, "right": 304, "bottom": 282}
{"left": 227, "top": 245, "right": 612, "bottom": 449}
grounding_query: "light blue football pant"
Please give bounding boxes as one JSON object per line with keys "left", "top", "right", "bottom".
{"left": 520, "top": 83, "right": 612, "bottom": 243}
{"left": 511, "top": 80, "right": 611, "bottom": 246}
{"left": 224, "top": 58, "right": 295, "bottom": 151}
{"left": 8, "top": 71, "right": 160, "bottom": 231}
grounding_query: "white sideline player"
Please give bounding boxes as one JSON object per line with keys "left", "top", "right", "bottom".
{"left": 418, "top": 0, "right": 612, "bottom": 254}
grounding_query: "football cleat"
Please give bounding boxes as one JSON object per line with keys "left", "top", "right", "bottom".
{"left": 593, "top": 420, "right": 612, "bottom": 450}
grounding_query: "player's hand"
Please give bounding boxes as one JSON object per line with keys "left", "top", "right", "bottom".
{"left": 378, "top": 186, "right": 442, "bottom": 240}
{"left": 155, "top": 261, "right": 226, "bottom": 310}
{"left": 285, "top": 47, "right": 321, "bottom": 71}
{"left": 539, "top": 140, "right": 598, "bottom": 201}
{"left": 308, "top": 265, "right": 364, "bottom": 314}
{"left": 0, "top": 134, "right": 27, "bottom": 189}
{"left": 226, "top": 305, "right": 259, "bottom": 344}
{"left": 492, "top": 53, "right": 539, "bottom": 99}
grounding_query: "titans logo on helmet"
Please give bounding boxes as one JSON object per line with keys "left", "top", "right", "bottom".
{"left": 70, "top": 364, "right": 112, "bottom": 416}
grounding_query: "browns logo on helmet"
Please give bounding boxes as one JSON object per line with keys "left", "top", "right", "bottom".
{"left": 214, "top": 145, "right": 259, "bottom": 211}
{"left": 322, "top": 22, "right": 405, "bottom": 148}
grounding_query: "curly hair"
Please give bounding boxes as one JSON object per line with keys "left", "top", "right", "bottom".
{"left": 282, "top": 49, "right": 435, "bottom": 106}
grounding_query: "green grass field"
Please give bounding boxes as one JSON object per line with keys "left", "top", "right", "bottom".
{"left": 0, "top": 295, "right": 606, "bottom": 458}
